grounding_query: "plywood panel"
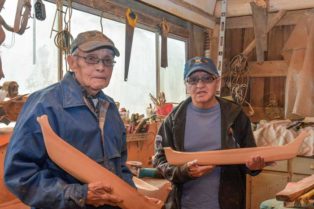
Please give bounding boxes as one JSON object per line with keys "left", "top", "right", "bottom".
{"left": 250, "top": 78, "right": 265, "bottom": 107}
{"left": 243, "top": 28, "right": 256, "bottom": 61}
{"left": 247, "top": 171, "right": 290, "bottom": 209}
{"left": 248, "top": 61, "right": 288, "bottom": 77}
{"left": 224, "top": 28, "right": 243, "bottom": 61}
{"left": 269, "top": 77, "right": 285, "bottom": 107}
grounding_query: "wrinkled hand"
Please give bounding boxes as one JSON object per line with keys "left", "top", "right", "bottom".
{"left": 246, "top": 156, "right": 275, "bottom": 171}
{"left": 186, "top": 160, "right": 215, "bottom": 178}
{"left": 86, "top": 181, "right": 123, "bottom": 207}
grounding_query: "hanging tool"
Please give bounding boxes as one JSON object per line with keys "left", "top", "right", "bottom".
{"left": 34, "top": 0, "right": 46, "bottom": 21}
{"left": 159, "top": 19, "right": 170, "bottom": 68}
{"left": 124, "top": 8, "right": 137, "bottom": 81}
{"left": 0, "top": 0, "right": 31, "bottom": 79}
{"left": 216, "top": 0, "right": 227, "bottom": 77}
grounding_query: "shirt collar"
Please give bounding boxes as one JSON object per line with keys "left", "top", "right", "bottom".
{"left": 60, "top": 71, "right": 114, "bottom": 108}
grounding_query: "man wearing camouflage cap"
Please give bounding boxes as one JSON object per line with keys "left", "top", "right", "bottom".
{"left": 5, "top": 30, "right": 135, "bottom": 209}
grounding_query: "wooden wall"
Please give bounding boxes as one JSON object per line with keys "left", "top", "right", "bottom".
{"left": 223, "top": 25, "right": 295, "bottom": 122}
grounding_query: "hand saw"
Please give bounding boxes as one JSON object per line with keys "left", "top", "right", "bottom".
{"left": 124, "top": 8, "right": 137, "bottom": 81}
{"left": 159, "top": 19, "right": 169, "bottom": 68}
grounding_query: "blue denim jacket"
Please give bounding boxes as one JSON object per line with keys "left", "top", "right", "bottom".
{"left": 4, "top": 72, "right": 134, "bottom": 209}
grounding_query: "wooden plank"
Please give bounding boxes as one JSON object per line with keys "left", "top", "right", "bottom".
{"left": 164, "top": 131, "right": 310, "bottom": 165}
{"left": 242, "top": 10, "right": 287, "bottom": 57}
{"left": 46, "top": 0, "right": 190, "bottom": 38}
{"left": 249, "top": 62, "right": 287, "bottom": 76}
{"left": 248, "top": 60, "right": 288, "bottom": 77}
{"left": 250, "top": 78, "right": 265, "bottom": 107}
{"left": 215, "top": 0, "right": 314, "bottom": 17}
{"left": 37, "top": 115, "right": 163, "bottom": 209}
{"left": 209, "top": 24, "right": 219, "bottom": 65}
{"left": 269, "top": 77, "right": 285, "bottom": 107}
{"left": 276, "top": 175, "right": 314, "bottom": 202}
{"left": 242, "top": 28, "right": 256, "bottom": 61}
{"left": 169, "top": 0, "right": 215, "bottom": 18}
{"left": 0, "top": 199, "right": 29, "bottom": 209}
{"left": 183, "top": 0, "right": 216, "bottom": 15}
{"left": 267, "top": 25, "right": 295, "bottom": 60}
{"left": 224, "top": 28, "right": 243, "bottom": 61}
{"left": 226, "top": 9, "right": 312, "bottom": 29}
{"left": 243, "top": 106, "right": 284, "bottom": 122}
{"left": 250, "top": 2, "right": 268, "bottom": 62}
{"left": 127, "top": 123, "right": 157, "bottom": 167}
{"left": 138, "top": 0, "right": 215, "bottom": 28}
{"left": 0, "top": 131, "right": 16, "bottom": 204}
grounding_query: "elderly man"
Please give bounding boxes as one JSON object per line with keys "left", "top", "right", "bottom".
{"left": 4, "top": 30, "right": 134, "bottom": 209}
{"left": 153, "top": 57, "right": 271, "bottom": 209}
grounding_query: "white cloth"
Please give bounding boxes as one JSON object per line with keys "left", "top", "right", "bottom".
{"left": 282, "top": 12, "right": 314, "bottom": 117}
{"left": 254, "top": 120, "right": 314, "bottom": 156}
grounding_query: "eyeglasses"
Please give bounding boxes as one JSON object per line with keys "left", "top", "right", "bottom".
{"left": 74, "top": 54, "right": 116, "bottom": 67}
{"left": 186, "top": 75, "right": 217, "bottom": 85}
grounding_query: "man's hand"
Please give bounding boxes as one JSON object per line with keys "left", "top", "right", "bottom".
{"left": 145, "top": 196, "right": 162, "bottom": 205}
{"left": 186, "top": 160, "right": 215, "bottom": 178}
{"left": 86, "top": 181, "right": 123, "bottom": 207}
{"left": 246, "top": 156, "right": 275, "bottom": 171}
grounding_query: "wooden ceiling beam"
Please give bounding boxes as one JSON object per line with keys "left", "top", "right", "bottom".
{"left": 215, "top": 0, "right": 314, "bottom": 17}
{"left": 248, "top": 61, "right": 288, "bottom": 77}
{"left": 226, "top": 9, "right": 314, "bottom": 29}
{"left": 250, "top": 1, "right": 268, "bottom": 62}
{"left": 183, "top": 0, "right": 216, "bottom": 15}
{"left": 168, "top": 0, "right": 214, "bottom": 19}
{"left": 46, "top": 0, "right": 190, "bottom": 38}
{"left": 138, "top": 0, "right": 215, "bottom": 28}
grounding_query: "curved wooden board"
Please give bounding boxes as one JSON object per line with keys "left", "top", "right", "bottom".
{"left": 164, "top": 131, "right": 309, "bottom": 165}
{"left": 276, "top": 174, "right": 314, "bottom": 202}
{"left": 133, "top": 177, "right": 171, "bottom": 203}
{"left": 0, "top": 199, "right": 29, "bottom": 209}
{"left": 37, "top": 115, "right": 163, "bottom": 209}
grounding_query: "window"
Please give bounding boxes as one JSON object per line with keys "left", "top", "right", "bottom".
{"left": 70, "top": 10, "right": 156, "bottom": 115}
{"left": 159, "top": 37, "right": 187, "bottom": 104}
{"left": 1, "top": 2, "right": 186, "bottom": 115}
{"left": 0, "top": 1, "right": 58, "bottom": 94}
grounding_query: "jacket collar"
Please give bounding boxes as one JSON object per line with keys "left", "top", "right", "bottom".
{"left": 170, "top": 96, "right": 243, "bottom": 150}
{"left": 60, "top": 71, "right": 114, "bottom": 108}
{"left": 172, "top": 96, "right": 241, "bottom": 125}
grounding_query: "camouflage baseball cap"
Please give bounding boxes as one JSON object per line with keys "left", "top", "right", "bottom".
{"left": 70, "top": 30, "right": 120, "bottom": 56}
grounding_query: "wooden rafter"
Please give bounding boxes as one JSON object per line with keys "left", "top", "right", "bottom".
{"left": 226, "top": 9, "right": 314, "bottom": 29}
{"left": 250, "top": 1, "right": 268, "bottom": 62}
{"left": 215, "top": 0, "right": 314, "bottom": 17}
{"left": 242, "top": 10, "right": 286, "bottom": 57}
{"left": 168, "top": 0, "right": 215, "bottom": 19}
{"left": 137, "top": 0, "right": 215, "bottom": 28}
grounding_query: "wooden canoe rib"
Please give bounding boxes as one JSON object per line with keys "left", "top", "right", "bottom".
{"left": 0, "top": 199, "right": 29, "bottom": 209}
{"left": 276, "top": 174, "right": 314, "bottom": 202}
{"left": 37, "top": 115, "right": 163, "bottom": 209}
{"left": 132, "top": 177, "right": 171, "bottom": 203}
{"left": 164, "top": 131, "right": 309, "bottom": 166}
